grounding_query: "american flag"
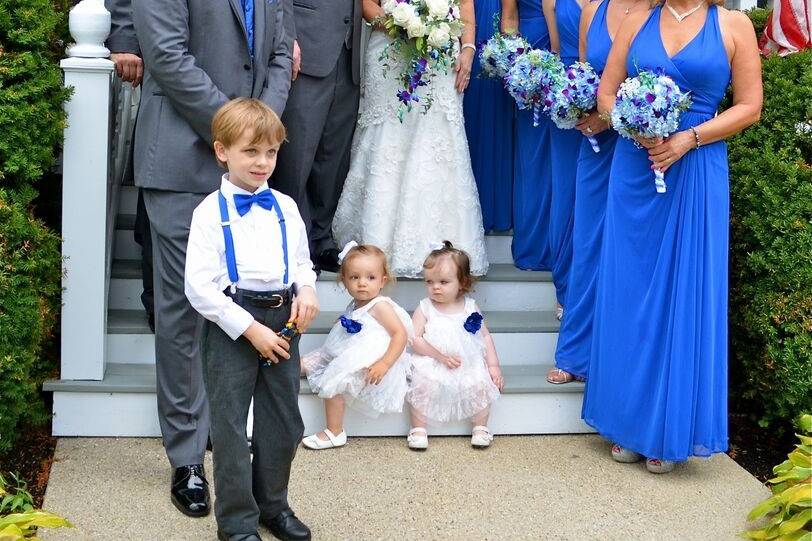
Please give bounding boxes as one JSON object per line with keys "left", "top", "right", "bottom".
{"left": 759, "top": 0, "right": 812, "bottom": 55}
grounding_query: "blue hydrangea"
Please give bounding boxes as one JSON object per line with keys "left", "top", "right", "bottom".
{"left": 549, "top": 61, "right": 600, "bottom": 130}
{"left": 504, "top": 48, "right": 565, "bottom": 126}
{"left": 479, "top": 32, "right": 531, "bottom": 80}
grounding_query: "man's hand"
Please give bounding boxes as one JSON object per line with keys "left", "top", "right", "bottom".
{"left": 110, "top": 53, "right": 143, "bottom": 87}
{"left": 290, "top": 285, "right": 319, "bottom": 332}
{"left": 244, "top": 321, "right": 291, "bottom": 363}
{"left": 292, "top": 40, "right": 301, "bottom": 81}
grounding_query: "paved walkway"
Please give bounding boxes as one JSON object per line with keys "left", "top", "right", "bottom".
{"left": 42, "top": 436, "right": 768, "bottom": 540}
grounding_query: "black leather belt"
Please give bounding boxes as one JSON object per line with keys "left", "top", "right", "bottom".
{"left": 224, "top": 287, "right": 292, "bottom": 309}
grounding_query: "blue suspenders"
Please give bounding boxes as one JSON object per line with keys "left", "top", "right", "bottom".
{"left": 217, "top": 190, "right": 289, "bottom": 293}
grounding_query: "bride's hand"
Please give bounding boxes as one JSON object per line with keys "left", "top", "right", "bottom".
{"left": 455, "top": 47, "right": 474, "bottom": 94}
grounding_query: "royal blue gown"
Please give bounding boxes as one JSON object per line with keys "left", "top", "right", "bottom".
{"left": 464, "top": 0, "right": 515, "bottom": 232}
{"left": 512, "top": 0, "right": 553, "bottom": 270}
{"left": 582, "top": 5, "right": 731, "bottom": 461}
{"left": 548, "top": 0, "right": 582, "bottom": 304}
{"left": 554, "top": 0, "right": 618, "bottom": 379}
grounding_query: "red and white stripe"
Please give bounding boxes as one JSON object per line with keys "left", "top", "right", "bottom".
{"left": 759, "top": 0, "right": 811, "bottom": 56}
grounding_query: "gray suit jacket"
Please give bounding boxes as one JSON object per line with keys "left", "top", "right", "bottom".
{"left": 290, "top": 0, "right": 362, "bottom": 85}
{"left": 105, "top": 0, "right": 140, "bottom": 55}
{"left": 131, "top": 0, "right": 293, "bottom": 193}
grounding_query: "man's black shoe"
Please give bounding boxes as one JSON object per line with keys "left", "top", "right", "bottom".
{"left": 170, "top": 464, "right": 210, "bottom": 517}
{"left": 314, "top": 248, "right": 340, "bottom": 273}
{"left": 262, "top": 508, "right": 311, "bottom": 541}
{"left": 217, "top": 530, "right": 262, "bottom": 541}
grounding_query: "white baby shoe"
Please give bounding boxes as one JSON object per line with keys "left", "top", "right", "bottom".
{"left": 471, "top": 426, "right": 493, "bottom": 448}
{"left": 302, "top": 428, "right": 347, "bottom": 450}
{"left": 407, "top": 427, "right": 428, "bottom": 450}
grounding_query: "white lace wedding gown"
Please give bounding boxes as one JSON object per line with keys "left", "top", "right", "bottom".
{"left": 332, "top": 31, "right": 489, "bottom": 278}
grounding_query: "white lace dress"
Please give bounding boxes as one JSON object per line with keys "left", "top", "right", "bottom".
{"left": 332, "top": 31, "right": 489, "bottom": 278}
{"left": 407, "top": 297, "right": 500, "bottom": 423}
{"left": 302, "top": 296, "right": 413, "bottom": 416}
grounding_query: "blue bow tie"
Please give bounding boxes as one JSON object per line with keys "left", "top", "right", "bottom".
{"left": 233, "top": 190, "right": 277, "bottom": 217}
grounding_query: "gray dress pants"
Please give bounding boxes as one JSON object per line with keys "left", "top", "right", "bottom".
{"left": 202, "top": 296, "right": 304, "bottom": 536}
{"left": 143, "top": 189, "right": 210, "bottom": 469}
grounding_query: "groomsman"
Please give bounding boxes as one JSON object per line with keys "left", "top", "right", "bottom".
{"left": 123, "top": 0, "right": 294, "bottom": 518}
{"left": 273, "top": 0, "right": 362, "bottom": 273}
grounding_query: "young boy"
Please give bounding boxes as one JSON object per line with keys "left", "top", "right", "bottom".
{"left": 185, "top": 98, "right": 318, "bottom": 541}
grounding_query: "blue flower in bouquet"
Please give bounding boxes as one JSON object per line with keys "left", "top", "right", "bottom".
{"left": 504, "top": 48, "right": 565, "bottom": 126}
{"left": 549, "top": 61, "right": 601, "bottom": 151}
{"left": 611, "top": 68, "right": 692, "bottom": 192}
{"left": 463, "top": 312, "right": 483, "bottom": 334}
{"left": 339, "top": 315, "right": 363, "bottom": 334}
{"left": 479, "top": 25, "right": 531, "bottom": 80}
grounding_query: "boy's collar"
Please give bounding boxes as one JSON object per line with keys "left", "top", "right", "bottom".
{"left": 220, "top": 174, "right": 270, "bottom": 198}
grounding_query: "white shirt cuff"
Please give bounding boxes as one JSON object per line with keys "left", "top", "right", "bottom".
{"left": 218, "top": 303, "right": 256, "bottom": 340}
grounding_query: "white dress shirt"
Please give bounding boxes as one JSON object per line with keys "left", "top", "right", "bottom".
{"left": 185, "top": 175, "right": 318, "bottom": 340}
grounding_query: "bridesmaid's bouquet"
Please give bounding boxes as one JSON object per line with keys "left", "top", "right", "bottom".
{"left": 379, "top": 0, "right": 464, "bottom": 121}
{"left": 478, "top": 26, "right": 531, "bottom": 80}
{"left": 611, "top": 69, "right": 692, "bottom": 193}
{"left": 548, "top": 61, "right": 602, "bottom": 153}
{"left": 504, "top": 48, "right": 564, "bottom": 126}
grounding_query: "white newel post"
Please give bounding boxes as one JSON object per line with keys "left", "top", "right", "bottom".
{"left": 60, "top": 0, "right": 114, "bottom": 381}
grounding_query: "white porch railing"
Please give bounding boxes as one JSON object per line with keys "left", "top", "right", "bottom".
{"left": 60, "top": 0, "right": 135, "bottom": 381}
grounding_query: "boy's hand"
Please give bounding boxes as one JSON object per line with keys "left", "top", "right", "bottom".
{"left": 488, "top": 365, "right": 504, "bottom": 391}
{"left": 290, "top": 286, "right": 319, "bottom": 332}
{"left": 365, "top": 360, "right": 390, "bottom": 385}
{"left": 440, "top": 355, "right": 462, "bottom": 369}
{"left": 244, "top": 321, "right": 291, "bottom": 362}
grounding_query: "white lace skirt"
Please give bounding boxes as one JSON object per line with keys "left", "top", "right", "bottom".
{"left": 332, "top": 31, "right": 489, "bottom": 278}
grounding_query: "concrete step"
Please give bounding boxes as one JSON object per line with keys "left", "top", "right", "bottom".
{"left": 45, "top": 362, "right": 590, "bottom": 437}
{"left": 109, "top": 260, "right": 556, "bottom": 312}
{"left": 105, "top": 309, "right": 560, "bottom": 365}
{"left": 113, "top": 213, "right": 514, "bottom": 264}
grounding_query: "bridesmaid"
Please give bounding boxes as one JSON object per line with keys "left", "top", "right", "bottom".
{"left": 502, "top": 0, "right": 554, "bottom": 271}
{"left": 464, "top": 0, "right": 515, "bottom": 232}
{"left": 543, "top": 0, "right": 583, "bottom": 318}
{"left": 582, "top": 0, "right": 761, "bottom": 472}
{"left": 548, "top": 0, "right": 649, "bottom": 384}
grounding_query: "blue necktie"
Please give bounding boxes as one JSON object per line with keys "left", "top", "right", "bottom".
{"left": 234, "top": 190, "right": 276, "bottom": 217}
{"left": 241, "top": 0, "right": 254, "bottom": 58}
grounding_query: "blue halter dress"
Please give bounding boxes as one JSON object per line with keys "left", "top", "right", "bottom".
{"left": 464, "top": 0, "right": 515, "bottom": 232}
{"left": 582, "top": 5, "right": 732, "bottom": 461}
{"left": 554, "top": 0, "right": 618, "bottom": 379}
{"left": 548, "top": 0, "right": 582, "bottom": 305}
{"left": 511, "top": 0, "right": 554, "bottom": 270}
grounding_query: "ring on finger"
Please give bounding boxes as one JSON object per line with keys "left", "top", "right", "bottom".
{"left": 586, "top": 127, "right": 593, "bottom": 133}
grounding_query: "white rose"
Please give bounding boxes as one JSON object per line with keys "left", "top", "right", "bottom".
{"left": 427, "top": 22, "right": 451, "bottom": 48}
{"left": 392, "top": 2, "right": 418, "bottom": 27}
{"left": 406, "top": 18, "right": 428, "bottom": 38}
{"left": 425, "top": 0, "right": 449, "bottom": 19}
{"left": 382, "top": 0, "right": 397, "bottom": 13}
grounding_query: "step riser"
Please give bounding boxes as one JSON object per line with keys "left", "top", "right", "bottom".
{"left": 113, "top": 232, "right": 515, "bottom": 264}
{"left": 109, "top": 278, "right": 557, "bottom": 312}
{"left": 107, "top": 333, "right": 559, "bottom": 365}
{"left": 51, "top": 391, "right": 592, "bottom": 437}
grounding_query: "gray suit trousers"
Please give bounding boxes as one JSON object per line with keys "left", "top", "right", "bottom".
{"left": 273, "top": 46, "right": 360, "bottom": 256}
{"left": 202, "top": 300, "right": 304, "bottom": 535}
{"left": 143, "top": 189, "right": 210, "bottom": 468}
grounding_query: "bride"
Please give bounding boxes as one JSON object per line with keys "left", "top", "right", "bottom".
{"left": 332, "top": 0, "right": 489, "bottom": 278}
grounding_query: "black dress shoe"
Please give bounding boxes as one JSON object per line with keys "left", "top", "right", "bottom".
{"left": 171, "top": 464, "right": 210, "bottom": 517}
{"left": 314, "top": 248, "right": 340, "bottom": 273}
{"left": 217, "top": 530, "right": 262, "bottom": 541}
{"left": 262, "top": 508, "right": 311, "bottom": 541}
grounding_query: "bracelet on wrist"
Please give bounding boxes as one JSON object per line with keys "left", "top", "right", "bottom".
{"left": 689, "top": 126, "right": 702, "bottom": 149}
{"left": 460, "top": 42, "right": 476, "bottom": 53}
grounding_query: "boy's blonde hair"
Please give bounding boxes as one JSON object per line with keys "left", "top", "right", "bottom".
{"left": 211, "top": 98, "right": 287, "bottom": 167}
{"left": 337, "top": 244, "right": 395, "bottom": 287}
{"left": 423, "top": 240, "right": 476, "bottom": 295}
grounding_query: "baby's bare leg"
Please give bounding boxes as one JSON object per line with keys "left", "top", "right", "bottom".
{"left": 317, "top": 395, "right": 346, "bottom": 441}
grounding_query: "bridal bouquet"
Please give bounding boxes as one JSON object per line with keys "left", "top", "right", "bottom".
{"left": 379, "top": 0, "right": 464, "bottom": 121}
{"left": 504, "top": 48, "right": 564, "bottom": 126}
{"left": 549, "top": 61, "right": 602, "bottom": 153}
{"left": 478, "top": 24, "right": 530, "bottom": 80}
{"left": 611, "top": 68, "right": 692, "bottom": 193}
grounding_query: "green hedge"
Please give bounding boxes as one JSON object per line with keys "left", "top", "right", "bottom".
{"left": 0, "top": 0, "right": 71, "bottom": 191}
{"left": 727, "top": 33, "right": 812, "bottom": 429}
{"left": 0, "top": 188, "right": 62, "bottom": 453}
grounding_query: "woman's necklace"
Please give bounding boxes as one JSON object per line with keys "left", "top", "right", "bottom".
{"left": 664, "top": 0, "right": 706, "bottom": 23}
